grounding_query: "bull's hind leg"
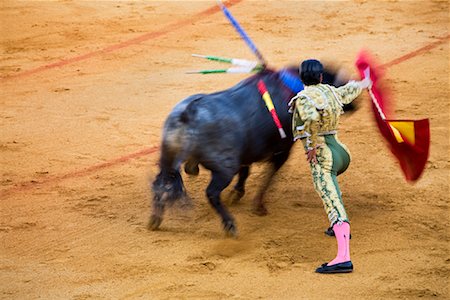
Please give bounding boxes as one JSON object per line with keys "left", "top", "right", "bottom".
{"left": 230, "top": 166, "right": 249, "bottom": 204}
{"left": 206, "top": 171, "right": 237, "bottom": 236}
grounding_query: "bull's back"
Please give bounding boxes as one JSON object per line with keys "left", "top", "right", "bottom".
{"left": 161, "top": 71, "right": 295, "bottom": 168}
{"left": 231, "top": 75, "right": 294, "bottom": 164}
{"left": 213, "top": 76, "right": 294, "bottom": 164}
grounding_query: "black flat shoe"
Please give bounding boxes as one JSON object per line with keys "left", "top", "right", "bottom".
{"left": 324, "top": 226, "right": 335, "bottom": 236}
{"left": 315, "top": 261, "right": 353, "bottom": 274}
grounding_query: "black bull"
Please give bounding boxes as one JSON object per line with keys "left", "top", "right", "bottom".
{"left": 149, "top": 66, "right": 351, "bottom": 236}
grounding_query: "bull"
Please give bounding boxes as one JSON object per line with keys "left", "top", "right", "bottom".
{"left": 149, "top": 65, "right": 351, "bottom": 236}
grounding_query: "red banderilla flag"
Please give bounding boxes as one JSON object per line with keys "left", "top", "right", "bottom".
{"left": 355, "top": 50, "right": 430, "bottom": 182}
{"left": 257, "top": 80, "right": 286, "bottom": 139}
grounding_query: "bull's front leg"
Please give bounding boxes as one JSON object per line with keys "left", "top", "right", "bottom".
{"left": 230, "top": 166, "right": 250, "bottom": 204}
{"left": 253, "top": 151, "right": 290, "bottom": 216}
{"left": 206, "top": 172, "right": 237, "bottom": 236}
{"left": 252, "top": 166, "right": 275, "bottom": 216}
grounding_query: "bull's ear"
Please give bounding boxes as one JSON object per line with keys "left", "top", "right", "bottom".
{"left": 332, "top": 67, "right": 350, "bottom": 87}
{"left": 321, "top": 60, "right": 350, "bottom": 87}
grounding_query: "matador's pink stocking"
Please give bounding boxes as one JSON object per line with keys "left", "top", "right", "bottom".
{"left": 328, "top": 222, "right": 351, "bottom": 266}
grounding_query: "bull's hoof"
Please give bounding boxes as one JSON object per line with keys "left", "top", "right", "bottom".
{"left": 229, "top": 189, "right": 245, "bottom": 205}
{"left": 223, "top": 220, "right": 238, "bottom": 238}
{"left": 252, "top": 203, "right": 268, "bottom": 216}
{"left": 148, "top": 215, "right": 162, "bottom": 231}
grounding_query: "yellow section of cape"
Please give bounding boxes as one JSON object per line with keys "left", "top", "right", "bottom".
{"left": 388, "top": 121, "right": 415, "bottom": 144}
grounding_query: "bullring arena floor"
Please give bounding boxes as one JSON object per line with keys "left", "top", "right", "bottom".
{"left": 1, "top": 1, "right": 449, "bottom": 299}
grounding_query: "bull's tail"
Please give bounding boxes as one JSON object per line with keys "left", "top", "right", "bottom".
{"left": 159, "top": 97, "right": 199, "bottom": 174}
{"left": 152, "top": 166, "right": 186, "bottom": 204}
{"left": 149, "top": 141, "right": 189, "bottom": 231}
{"left": 153, "top": 125, "right": 192, "bottom": 205}
{"left": 179, "top": 97, "right": 199, "bottom": 124}
{"left": 149, "top": 99, "right": 199, "bottom": 230}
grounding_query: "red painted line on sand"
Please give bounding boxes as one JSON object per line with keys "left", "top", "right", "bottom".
{"left": 0, "top": 147, "right": 159, "bottom": 199}
{"left": 381, "top": 34, "right": 450, "bottom": 68}
{"left": 0, "top": 0, "right": 243, "bottom": 81}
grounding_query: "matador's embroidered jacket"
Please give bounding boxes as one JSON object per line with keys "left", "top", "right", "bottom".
{"left": 288, "top": 81, "right": 363, "bottom": 149}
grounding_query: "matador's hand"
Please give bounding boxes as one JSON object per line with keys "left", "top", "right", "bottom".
{"left": 306, "top": 146, "right": 320, "bottom": 164}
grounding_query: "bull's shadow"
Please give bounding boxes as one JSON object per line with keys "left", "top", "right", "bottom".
{"left": 149, "top": 65, "right": 355, "bottom": 236}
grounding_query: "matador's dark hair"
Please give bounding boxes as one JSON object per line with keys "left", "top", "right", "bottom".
{"left": 300, "top": 59, "right": 324, "bottom": 86}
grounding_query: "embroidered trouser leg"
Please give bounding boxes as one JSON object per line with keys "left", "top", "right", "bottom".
{"left": 309, "top": 135, "right": 351, "bottom": 226}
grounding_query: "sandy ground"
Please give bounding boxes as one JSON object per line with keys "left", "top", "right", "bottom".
{"left": 1, "top": 0, "right": 449, "bottom": 299}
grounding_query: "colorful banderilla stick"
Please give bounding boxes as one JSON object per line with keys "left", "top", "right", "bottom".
{"left": 187, "top": 54, "right": 263, "bottom": 74}
{"left": 257, "top": 80, "right": 287, "bottom": 139}
{"left": 192, "top": 54, "right": 260, "bottom": 68}
{"left": 217, "top": 0, "right": 267, "bottom": 66}
{"left": 186, "top": 67, "right": 258, "bottom": 74}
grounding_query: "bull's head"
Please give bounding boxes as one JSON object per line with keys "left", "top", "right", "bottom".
{"left": 323, "top": 62, "right": 361, "bottom": 113}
